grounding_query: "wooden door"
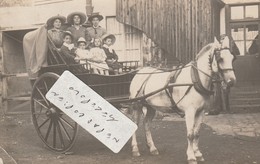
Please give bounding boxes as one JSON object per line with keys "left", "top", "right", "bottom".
{"left": 0, "top": 30, "right": 33, "bottom": 114}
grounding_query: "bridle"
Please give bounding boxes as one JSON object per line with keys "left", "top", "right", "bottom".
{"left": 211, "top": 47, "right": 235, "bottom": 73}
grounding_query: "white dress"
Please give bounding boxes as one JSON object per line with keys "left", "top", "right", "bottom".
{"left": 88, "top": 47, "right": 109, "bottom": 72}
{"left": 75, "top": 49, "right": 92, "bottom": 64}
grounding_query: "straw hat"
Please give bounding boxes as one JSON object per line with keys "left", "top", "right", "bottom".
{"left": 88, "top": 12, "right": 104, "bottom": 22}
{"left": 67, "top": 11, "right": 87, "bottom": 25}
{"left": 46, "top": 15, "right": 66, "bottom": 27}
{"left": 77, "top": 37, "right": 87, "bottom": 44}
{"left": 63, "top": 31, "right": 73, "bottom": 39}
{"left": 102, "top": 34, "right": 116, "bottom": 45}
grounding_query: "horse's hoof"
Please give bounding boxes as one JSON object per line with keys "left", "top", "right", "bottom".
{"left": 196, "top": 156, "right": 205, "bottom": 162}
{"left": 132, "top": 151, "right": 141, "bottom": 157}
{"left": 188, "top": 159, "right": 197, "bottom": 164}
{"left": 150, "top": 149, "right": 159, "bottom": 156}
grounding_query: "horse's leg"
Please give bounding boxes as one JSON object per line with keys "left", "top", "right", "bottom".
{"left": 144, "top": 105, "right": 159, "bottom": 155}
{"left": 131, "top": 102, "right": 142, "bottom": 157}
{"left": 193, "top": 109, "right": 205, "bottom": 162}
{"left": 185, "top": 108, "right": 197, "bottom": 164}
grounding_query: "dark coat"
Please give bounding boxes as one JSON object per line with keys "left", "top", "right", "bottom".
{"left": 60, "top": 45, "right": 77, "bottom": 64}
{"left": 103, "top": 47, "right": 122, "bottom": 69}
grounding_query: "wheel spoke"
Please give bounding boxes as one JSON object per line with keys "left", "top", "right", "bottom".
{"left": 53, "top": 119, "right": 57, "bottom": 148}
{"left": 60, "top": 116, "right": 74, "bottom": 130}
{"left": 36, "top": 86, "right": 50, "bottom": 106}
{"left": 33, "top": 98, "right": 48, "bottom": 109}
{"left": 44, "top": 119, "right": 53, "bottom": 141}
{"left": 58, "top": 118, "right": 72, "bottom": 142}
{"left": 36, "top": 106, "right": 43, "bottom": 119}
{"left": 43, "top": 80, "right": 49, "bottom": 91}
{"left": 38, "top": 117, "right": 50, "bottom": 130}
{"left": 56, "top": 120, "right": 65, "bottom": 148}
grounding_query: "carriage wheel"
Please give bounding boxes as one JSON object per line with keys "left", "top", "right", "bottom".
{"left": 31, "top": 72, "right": 78, "bottom": 153}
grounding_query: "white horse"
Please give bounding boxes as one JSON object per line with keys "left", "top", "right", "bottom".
{"left": 129, "top": 36, "right": 236, "bottom": 164}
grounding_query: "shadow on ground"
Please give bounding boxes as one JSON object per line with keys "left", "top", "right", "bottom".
{"left": 0, "top": 114, "right": 260, "bottom": 164}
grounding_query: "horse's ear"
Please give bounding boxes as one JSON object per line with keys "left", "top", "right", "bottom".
{"left": 221, "top": 36, "right": 230, "bottom": 49}
{"left": 214, "top": 37, "right": 219, "bottom": 44}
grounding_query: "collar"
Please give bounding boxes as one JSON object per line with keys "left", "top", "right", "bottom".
{"left": 103, "top": 44, "right": 109, "bottom": 48}
{"left": 72, "top": 25, "right": 82, "bottom": 30}
{"left": 93, "top": 25, "right": 101, "bottom": 29}
{"left": 50, "top": 28, "right": 61, "bottom": 32}
{"left": 103, "top": 44, "right": 113, "bottom": 53}
{"left": 63, "top": 42, "right": 74, "bottom": 49}
{"left": 190, "top": 61, "right": 214, "bottom": 96}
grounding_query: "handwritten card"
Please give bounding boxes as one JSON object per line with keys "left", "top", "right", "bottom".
{"left": 46, "top": 71, "right": 137, "bottom": 153}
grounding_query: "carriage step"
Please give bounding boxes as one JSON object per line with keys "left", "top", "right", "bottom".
{"left": 231, "top": 104, "right": 260, "bottom": 112}
{"left": 230, "top": 98, "right": 260, "bottom": 106}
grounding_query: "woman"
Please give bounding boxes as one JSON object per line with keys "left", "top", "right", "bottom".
{"left": 66, "top": 11, "right": 90, "bottom": 46}
{"left": 47, "top": 15, "right": 66, "bottom": 48}
{"left": 86, "top": 12, "right": 106, "bottom": 45}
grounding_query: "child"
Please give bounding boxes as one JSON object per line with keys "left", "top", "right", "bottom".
{"left": 89, "top": 38, "right": 109, "bottom": 75}
{"left": 102, "top": 34, "right": 122, "bottom": 74}
{"left": 60, "top": 31, "right": 78, "bottom": 64}
{"left": 75, "top": 37, "right": 91, "bottom": 64}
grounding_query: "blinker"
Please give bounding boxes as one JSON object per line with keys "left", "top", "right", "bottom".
{"left": 215, "top": 50, "right": 222, "bottom": 62}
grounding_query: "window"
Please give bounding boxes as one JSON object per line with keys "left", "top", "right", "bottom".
{"left": 106, "top": 16, "right": 142, "bottom": 62}
{"left": 228, "top": 4, "right": 260, "bottom": 55}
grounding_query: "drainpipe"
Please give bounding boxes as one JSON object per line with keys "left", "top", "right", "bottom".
{"left": 85, "top": 0, "right": 93, "bottom": 27}
{"left": 86, "top": 0, "right": 93, "bottom": 16}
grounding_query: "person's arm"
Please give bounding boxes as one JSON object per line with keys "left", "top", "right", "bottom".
{"left": 101, "top": 49, "right": 107, "bottom": 62}
{"left": 61, "top": 46, "right": 76, "bottom": 60}
{"left": 112, "top": 49, "right": 118, "bottom": 61}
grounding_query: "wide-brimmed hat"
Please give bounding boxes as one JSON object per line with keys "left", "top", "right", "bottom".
{"left": 88, "top": 12, "right": 104, "bottom": 22}
{"left": 46, "top": 15, "right": 66, "bottom": 27}
{"left": 77, "top": 37, "right": 86, "bottom": 44}
{"left": 102, "top": 34, "right": 116, "bottom": 45}
{"left": 67, "top": 11, "right": 86, "bottom": 25}
{"left": 63, "top": 31, "right": 73, "bottom": 39}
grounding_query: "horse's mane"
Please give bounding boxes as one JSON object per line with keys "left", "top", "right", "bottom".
{"left": 195, "top": 43, "right": 214, "bottom": 60}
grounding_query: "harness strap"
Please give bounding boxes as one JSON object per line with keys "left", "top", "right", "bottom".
{"left": 191, "top": 62, "right": 214, "bottom": 96}
{"left": 165, "top": 85, "right": 192, "bottom": 118}
{"left": 134, "top": 69, "right": 157, "bottom": 98}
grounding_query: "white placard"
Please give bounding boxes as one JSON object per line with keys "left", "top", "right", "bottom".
{"left": 46, "top": 71, "right": 137, "bottom": 153}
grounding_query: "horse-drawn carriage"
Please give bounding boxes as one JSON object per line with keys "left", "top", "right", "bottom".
{"left": 24, "top": 26, "right": 236, "bottom": 164}
{"left": 23, "top": 26, "right": 139, "bottom": 153}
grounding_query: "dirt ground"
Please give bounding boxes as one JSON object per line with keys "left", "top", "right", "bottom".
{"left": 0, "top": 114, "right": 260, "bottom": 164}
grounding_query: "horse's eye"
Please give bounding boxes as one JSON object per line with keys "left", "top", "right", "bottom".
{"left": 215, "top": 54, "right": 222, "bottom": 62}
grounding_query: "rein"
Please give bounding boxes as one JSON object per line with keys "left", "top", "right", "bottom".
{"left": 131, "top": 46, "right": 233, "bottom": 117}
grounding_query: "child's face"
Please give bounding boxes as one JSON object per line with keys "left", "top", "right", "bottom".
{"left": 92, "top": 17, "right": 100, "bottom": 27}
{"left": 73, "top": 15, "right": 81, "bottom": 25}
{"left": 94, "top": 39, "right": 101, "bottom": 47}
{"left": 104, "top": 38, "right": 112, "bottom": 46}
{"left": 53, "top": 19, "right": 62, "bottom": 29}
{"left": 64, "top": 35, "right": 72, "bottom": 44}
{"left": 78, "top": 42, "right": 86, "bottom": 49}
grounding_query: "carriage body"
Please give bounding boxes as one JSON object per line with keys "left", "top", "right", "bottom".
{"left": 24, "top": 26, "right": 139, "bottom": 153}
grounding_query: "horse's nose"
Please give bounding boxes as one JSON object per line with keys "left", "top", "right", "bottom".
{"left": 227, "top": 78, "right": 236, "bottom": 87}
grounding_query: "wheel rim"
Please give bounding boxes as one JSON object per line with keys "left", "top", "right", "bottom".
{"left": 31, "top": 73, "right": 78, "bottom": 153}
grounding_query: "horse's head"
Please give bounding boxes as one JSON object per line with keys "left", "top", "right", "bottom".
{"left": 210, "top": 36, "right": 236, "bottom": 87}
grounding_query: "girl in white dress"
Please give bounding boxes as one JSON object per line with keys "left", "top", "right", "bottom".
{"left": 88, "top": 38, "right": 109, "bottom": 75}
